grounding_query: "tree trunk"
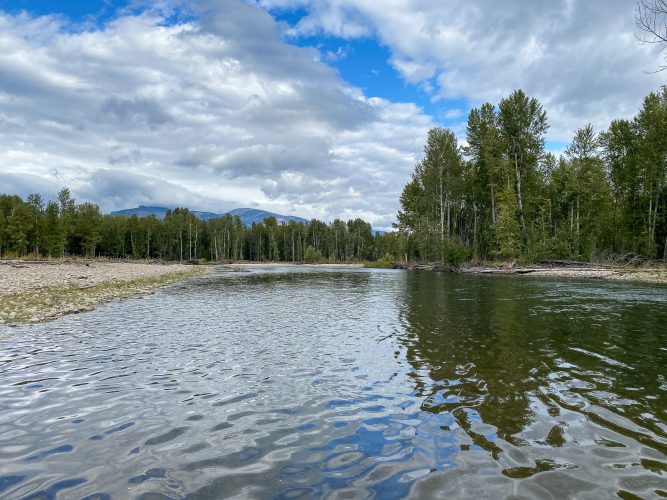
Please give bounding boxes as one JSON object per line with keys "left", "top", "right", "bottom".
{"left": 130, "top": 228, "right": 135, "bottom": 258}
{"left": 334, "top": 230, "right": 338, "bottom": 262}
{"left": 513, "top": 146, "right": 527, "bottom": 244}
{"left": 439, "top": 179, "right": 445, "bottom": 243}
{"left": 491, "top": 184, "right": 497, "bottom": 225}
{"left": 447, "top": 196, "right": 451, "bottom": 237}
{"left": 648, "top": 193, "right": 653, "bottom": 252}
{"left": 655, "top": 192, "right": 660, "bottom": 253}
{"left": 576, "top": 195, "right": 580, "bottom": 255}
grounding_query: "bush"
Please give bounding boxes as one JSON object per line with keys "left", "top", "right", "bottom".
{"left": 444, "top": 238, "right": 469, "bottom": 267}
{"left": 364, "top": 253, "right": 395, "bottom": 268}
{"left": 304, "top": 245, "right": 323, "bottom": 263}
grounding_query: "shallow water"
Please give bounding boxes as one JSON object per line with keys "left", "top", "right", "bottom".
{"left": 1, "top": 267, "right": 666, "bottom": 499}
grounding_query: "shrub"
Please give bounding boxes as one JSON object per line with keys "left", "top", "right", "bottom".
{"left": 304, "top": 246, "right": 322, "bottom": 263}
{"left": 444, "top": 238, "right": 469, "bottom": 267}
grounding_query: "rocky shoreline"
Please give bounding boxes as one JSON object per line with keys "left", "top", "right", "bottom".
{"left": 0, "top": 260, "right": 210, "bottom": 325}
{"left": 393, "top": 261, "right": 667, "bottom": 284}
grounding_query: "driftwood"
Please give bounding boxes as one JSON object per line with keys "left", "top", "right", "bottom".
{"left": 538, "top": 260, "right": 612, "bottom": 268}
{"left": 392, "top": 260, "right": 665, "bottom": 278}
{"left": 392, "top": 262, "right": 455, "bottom": 272}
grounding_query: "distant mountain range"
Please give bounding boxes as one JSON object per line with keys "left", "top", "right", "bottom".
{"left": 110, "top": 205, "right": 309, "bottom": 225}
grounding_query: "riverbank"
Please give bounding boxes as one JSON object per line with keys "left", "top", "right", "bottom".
{"left": 393, "top": 261, "right": 667, "bottom": 284}
{"left": 219, "top": 262, "right": 364, "bottom": 268}
{"left": 0, "top": 260, "right": 210, "bottom": 325}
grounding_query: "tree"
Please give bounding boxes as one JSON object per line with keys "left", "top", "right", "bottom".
{"left": 600, "top": 119, "right": 642, "bottom": 254}
{"left": 494, "top": 188, "right": 522, "bottom": 259}
{"left": 636, "top": 0, "right": 667, "bottom": 71}
{"left": 58, "top": 188, "right": 75, "bottom": 256}
{"left": 42, "top": 201, "right": 62, "bottom": 257}
{"left": 26, "top": 193, "right": 44, "bottom": 255}
{"left": 564, "top": 124, "right": 612, "bottom": 258}
{"left": 634, "top": 88, "right": 667, "bottom": 257}
{"left": 465, "top": 102, "right": 505, "bottom": 258}
{"left": 7, "top": 203, "right": 32, "bottom": 256}
{"left": 75, "top": 203, "right": 103, "bottom": 257}
{"left": 498, "top": 90, "right": 549, "bottom": 249}
{"left": 600, "top": 89, "right": 667, "bottom": 259}
{"left": 397, "top": 127, "right": 464, "bottom": 263}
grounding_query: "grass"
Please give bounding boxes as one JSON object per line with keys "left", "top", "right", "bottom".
{"left": 0, "top": 268, "right": 206, "bottom": 326}
{"left": 363, "top": 260, "right": 395, "bottom": 269}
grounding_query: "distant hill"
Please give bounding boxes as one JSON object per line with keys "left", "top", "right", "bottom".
{"left": 226, "top": 208, "right": 308, "bottom": 225}
{"left": 110, "top": 205, "right": 308, "bottom": 225}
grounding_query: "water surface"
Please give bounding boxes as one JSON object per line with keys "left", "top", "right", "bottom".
{"left": 1, "top": 267, "right": 666, "bottom": 498}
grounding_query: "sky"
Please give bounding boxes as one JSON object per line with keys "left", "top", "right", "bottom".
{"left": 0, "top": 0, "right": 664, "bottom": 229}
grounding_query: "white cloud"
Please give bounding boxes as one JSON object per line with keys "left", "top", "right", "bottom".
{"left": 261, "top": 0, "right": 666, "bottom": 141}
{"left": 0, "top": 1, "right": 432, "bottom": 230}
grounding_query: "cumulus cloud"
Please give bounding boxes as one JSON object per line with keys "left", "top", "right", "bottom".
{"left": 261, "top": 0, "right": 665, "bottom": 141}
{"left": 0, "top": 0, "right": 432, "bottom": 229}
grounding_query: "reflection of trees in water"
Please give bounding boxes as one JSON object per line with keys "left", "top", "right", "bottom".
{"left": 398, "top": 272, "right": 544, "bottom": 443}
{"left": 396, "top": 272, "right": 667, "bottom": 456}
{"left": 213, "top": 268, "right": 374, "bottom": 295}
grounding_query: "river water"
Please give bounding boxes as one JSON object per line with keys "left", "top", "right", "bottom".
{"left": 1, "top": 266, "right": 666, "bottom": 499}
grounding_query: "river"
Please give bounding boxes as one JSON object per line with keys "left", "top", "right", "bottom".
{"left": 1, "top": 266, "right": 666, "bottom": 499}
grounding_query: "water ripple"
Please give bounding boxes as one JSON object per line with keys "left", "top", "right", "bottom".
{"left": 0, "top": 267, "right": 665, "bottom": 498}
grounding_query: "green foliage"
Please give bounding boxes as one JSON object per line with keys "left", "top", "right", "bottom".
{"left": 443, "top": 238, "right": 469, "bottom": 267}
{"left": 494, "top": 189, "right": 522, "bottom": 259}
{"left": 399, "top": 87, "right": 667, "bottom": 264}
{"left": 304, "top": 245, "right": 322, "bottom": 263}
{"left": 364, "top": 252, "right": 395, "bottom": 268}
{"left": 0, "top": 191, "right": 404, "bottom": 263}
{"left": 396, "top": 127, "right": 464, "bottom": 262}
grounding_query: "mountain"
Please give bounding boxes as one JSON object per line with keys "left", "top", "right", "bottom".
{"left": 226, "top": 208, "right": 307, "bottom": 225}
{"left": 110, "top": 205, "right": 308, "bottom": 225}
{"left": 110, "top": 206, "right": 219, "bottom": 221}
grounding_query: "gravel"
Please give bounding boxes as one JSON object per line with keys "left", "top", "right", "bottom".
{"left": 0, "top": 260, "right": 209, "bottom": 325}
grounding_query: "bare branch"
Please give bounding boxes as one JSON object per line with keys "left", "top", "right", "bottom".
{"left": 636, "top": 0, "right": 667, "bottom": 71}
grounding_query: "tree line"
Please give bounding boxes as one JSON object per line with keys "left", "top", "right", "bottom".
{"left": 0, "top": 189, "right": 402, "bottom": 262}
{"left": 397, "top": 87, "right": 667, "bottom": 264}
{"left": 3, "top": 87, "right": 665, "bottom": 266}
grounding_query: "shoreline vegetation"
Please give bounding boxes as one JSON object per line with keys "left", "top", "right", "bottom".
{"left": 392, "top": 260, "right": 667, "bottom": 284}
{"left": 396, "top": 88, "right": 667, "bottom": 267}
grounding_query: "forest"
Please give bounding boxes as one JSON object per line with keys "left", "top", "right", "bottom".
{"left": 2, "top": 86, "right": 665, "bottom": 266}
{"left": 397, "top": 87, "right": 667, "bottom": 264}
{"left": 0, "top": 189, "right": 402, "bottom": 263}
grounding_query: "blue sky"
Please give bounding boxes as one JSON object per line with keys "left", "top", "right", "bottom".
{"left": 0, "top": 0, "right": 663, "bottom": 227}
{"left": 0, "top": 0, "right": 127, "bottom": 22}
{"left": 274, "top": 9, "right": 436, "bottom": 110}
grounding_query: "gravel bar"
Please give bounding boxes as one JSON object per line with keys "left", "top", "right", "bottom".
{"left": 0, "top": 260, "right": 210, "bottom": 325}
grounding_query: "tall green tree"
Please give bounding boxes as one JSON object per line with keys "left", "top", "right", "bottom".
{"left": 498, "top": 90, "right": 548, "bottom": 249}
